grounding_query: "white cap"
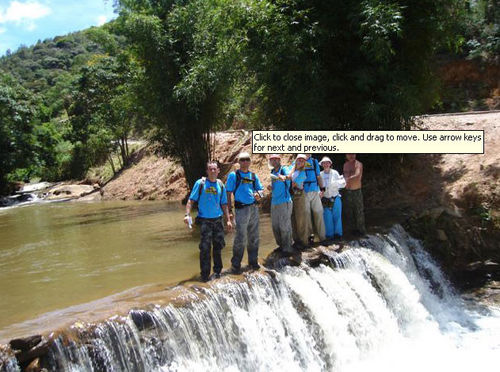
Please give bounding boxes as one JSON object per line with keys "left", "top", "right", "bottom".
{"left": 237, "top": 152, "right": 251, "bottom": 160}
{"left": 296, "top": 154, "right": 307, "bottom": 160}
{"left": 269, "top": 154, "right": 281, "bottom": 160}
{"left": 319, "top": 156, "right": 332, "bottom": 165}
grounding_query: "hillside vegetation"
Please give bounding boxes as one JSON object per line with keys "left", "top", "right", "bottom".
{"left": 0, "top": 0, "right": 498, "bottom": 195}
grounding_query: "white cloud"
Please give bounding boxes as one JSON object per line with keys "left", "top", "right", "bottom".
{"left": 96, "top": 15, "right": 107, "bottom": 26}
{"left": 0, "top": 1, "right": 51, "bottom": 24}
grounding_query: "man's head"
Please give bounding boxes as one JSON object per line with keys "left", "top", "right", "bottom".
{"left": 269, "top": 154, "right": 281, "bottom": 169}
{"left": 346, "top": 154, "right": 356, "bottom": 162}
{"left": 206, "top": 161, "right": 220, "bottom": 179}
{"left": 237, "top": 152, "right": 251, "bottom": 171}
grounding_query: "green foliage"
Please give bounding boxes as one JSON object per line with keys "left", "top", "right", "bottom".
{"left": 68, "top": 51, "right": 142, "bottom": 178}
{"left": 116, "top": 0, "right": 246, "bottom": 188}
{"left": 0, "top": 73, "right": 38, "bottom": 192}
{"left": 460, "top": 0, "right": 499, "bottom": 61}
{"left": 0, "top": 0, "right": 493, "bottom": 195}
{"left": 236, "top": 0, "right": 463, "bottom": 131}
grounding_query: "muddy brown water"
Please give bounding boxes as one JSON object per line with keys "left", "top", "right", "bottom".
{"left": 0, "top": 201, "right": 276, "bottom": 342}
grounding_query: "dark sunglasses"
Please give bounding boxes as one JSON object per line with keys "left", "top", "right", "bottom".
{"left": 239, "top": 158, "right": 251, "bottom": 162}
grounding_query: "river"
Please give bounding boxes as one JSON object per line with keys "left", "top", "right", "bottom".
{"left": 0, "top": 201, "right": 276, "bottom": 341}
{"left": 1, "top": 205, "right": 499, "bottom": 372}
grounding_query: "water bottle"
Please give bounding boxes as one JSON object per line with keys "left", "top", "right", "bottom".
{"left": 187, "top": 216, "right": 193, "bottom": 229}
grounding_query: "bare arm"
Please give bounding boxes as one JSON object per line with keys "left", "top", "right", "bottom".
{"left": 222, "top": 204, "right": 233, "bottom": 231}
{"left": 185, "top": 199, "right": 194, "bottom": 215}
{"left": 184, "top": 199, "right": 194, "bottom": 225}
{"left": 227, "top": 190, "right": 233, "bottom": 213}
{"left": 348, "top": 162, "right": 363, "bottom": 181}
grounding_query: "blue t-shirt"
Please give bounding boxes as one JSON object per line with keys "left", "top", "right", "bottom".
{"left": 226, "top": 170, "right": 263, "bottom": 205}
{"left": 303, "top": 157, "right": 320, "bottom": 192}
{"left": 271, "top": 166, "right": 292, "bottom": 205}
{"left": 189, "top": 178, "right": 227, "bottom": 218}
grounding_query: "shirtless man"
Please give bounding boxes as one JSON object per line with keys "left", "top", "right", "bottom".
{"left": 343, "top": 154, "right": 366, "bottom": 235}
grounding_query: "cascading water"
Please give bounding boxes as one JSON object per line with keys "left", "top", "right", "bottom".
{"left": 2, "top": 225, "right": 499, "bottom": 372}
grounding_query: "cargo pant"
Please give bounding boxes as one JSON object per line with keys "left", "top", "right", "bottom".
{"left": 343, "top": 188, "right": 366, "bottom": 235}
{"left": 198, "top": 217, "right": 225, "bottom": 279}
{"left": 232, "top": 204, "right": 259, "bottom": 269}
{"left": 292, "top": 190, "right": 308, "bottom": 247}
{"left": 271, "top": 201, "right": 293, "bottom": 253}
{"left": 305, "top": 191, "right": 326, "bottom": 242}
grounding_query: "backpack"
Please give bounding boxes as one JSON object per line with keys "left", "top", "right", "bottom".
{"left": 196, "top": 177, "right": 225, "bottom": 207}
{"left": 234, "top": 169, "right": 257, "bottom": 194}
{"left": 303, "top": 157, "right": 319, "bottom": 186}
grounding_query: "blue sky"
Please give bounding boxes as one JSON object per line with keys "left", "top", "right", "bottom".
{"left": 0, "top": 0, "right": 116, "bottom": 55}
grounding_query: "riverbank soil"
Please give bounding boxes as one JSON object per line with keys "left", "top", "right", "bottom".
{"left": 399, "top": 113, "right": 499, "bottom": 289}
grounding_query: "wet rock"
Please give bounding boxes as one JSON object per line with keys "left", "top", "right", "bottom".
{"left": 14, "top": 340, "right": 49, "bottom": 368}
{"left": 264, "top": 245, "right": 344, "bottom": 271}
{"left": 25, "top": 357, "right": 41, "bottom": 372}
{"left": 10, "top": 335, "right": 41, "bottom": 352}
{"left": 405, "top": 207, "right": 500, "bottom": 289}
{"left": 45, "top": 184, "right": 95, "bottom": 200}
{"left": 130, "top": 310, "right": 155, "bottom": 331}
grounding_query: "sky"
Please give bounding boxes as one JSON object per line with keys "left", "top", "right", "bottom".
{"left": 0, "top": 0, "right": 117, "bottom": 55}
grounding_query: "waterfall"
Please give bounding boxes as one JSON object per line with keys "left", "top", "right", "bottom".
{"left": 2, "top": 225, "right": 499, "bottom": 372}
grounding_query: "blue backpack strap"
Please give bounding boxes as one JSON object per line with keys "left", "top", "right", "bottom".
{"left": 234, "top": 170, "right": 242, "bottom": 194}
{"left": 196, "top": 177, "right": 206, "bottom": 204}
{"left": 217, "top": 179, "right": 225, "bottom": 207}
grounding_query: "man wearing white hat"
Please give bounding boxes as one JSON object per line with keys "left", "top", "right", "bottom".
{"left": 268, "top": 154, "right": 293, "bottom": 254}
{"left": 226, "top": 152, "right": 264, "bottom": 273}
{"left": 319, "top": 156, "right": 346, "bottom": 240}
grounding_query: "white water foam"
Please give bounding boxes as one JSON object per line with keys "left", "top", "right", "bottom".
{"left": 14, "top": 225, "right": 499, "bottom": 372}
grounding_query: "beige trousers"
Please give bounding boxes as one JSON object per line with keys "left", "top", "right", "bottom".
{"left": 305, "top": 191, "right": 325, "bottom": 242}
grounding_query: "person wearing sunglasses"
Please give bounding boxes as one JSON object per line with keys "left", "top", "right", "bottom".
{"left": 225, "top": 152, "right": 264, "bottom": 273}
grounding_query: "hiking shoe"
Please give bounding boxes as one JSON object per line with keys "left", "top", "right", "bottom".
{"left": 250, "top": 263, "right": 261, "bottom": 270}
{"left": 200, "top": 276, "right": 209, "bottom": 283}
{"left": 213, "top": 272, "right": 221, "bottom": 279}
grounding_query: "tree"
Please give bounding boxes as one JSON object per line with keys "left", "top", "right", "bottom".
{"left": 116, "top": 0, "right": 244, "bottom": 188}
{"left": 237, "top": 0, "right": 464, "bottom": 131}
{"left": 0, "top": 73, "right": 37, "bottom": 193}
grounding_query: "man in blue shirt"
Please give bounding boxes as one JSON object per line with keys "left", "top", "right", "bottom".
{"left": 268, "top": 154, "right": 293, "bottom": 254}
{"left": 184, "top": 161, "right": 232, "bottom": 282}
{"left": 226, "top": 152, "right": 264, "bottom": 273}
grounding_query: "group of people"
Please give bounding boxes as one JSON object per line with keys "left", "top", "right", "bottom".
{"left": 184, "top": 152, "right": 365, "bottom": 282}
